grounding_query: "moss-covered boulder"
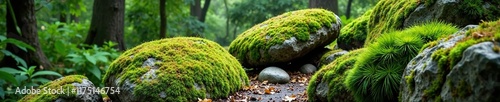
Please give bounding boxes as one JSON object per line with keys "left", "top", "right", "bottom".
{"left": 229, "top": 9, "right": 342, "bottom": 68}
{"left": 19, "top": 75, "right": 103, "bottom": 102}
{"left": 336, "top": 0, "right": 500, "bottom": 50}
{"left": 103, "top": 37, "right": 249, "bottom": 102}
{"left": 343, "top": 22, "right": 458, "bottom": 102}
{"left": 307, "top": 48, "right": 364, "bottom": 102}
{"left": 401, "top": 19, "right": 500, "bottom": 102}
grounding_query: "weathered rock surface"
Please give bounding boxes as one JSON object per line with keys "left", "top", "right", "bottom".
{"left": 400, "top": 25, "right": 481, "bottom": 101}
{"left": 404, "top": 0, "right": 500, "bottom": 27}
{"left": 300, "top": 64, "right": 317, "bottom": 74}
{"left": 229, "top": 9, "right": 342, "bottom": 68}
{"left": 19, "top": 75, "right": 103, "bottom": 102}
{"left": 258, "top": 67, "right": 290, "bottom": 84}
{"left": 318, "top": 50, "right": 348, "bottom": 67}
{"left": 440, "top": 41, "right": 500, "bottom": 102}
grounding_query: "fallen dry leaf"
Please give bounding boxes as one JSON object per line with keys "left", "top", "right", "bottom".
{"left": 282, "top": 94, "right": 297, "bottom": 102}
{"left": 262, "top": 80, "right": 268, "bottom": 85}
{"left": 298, "top": 77, "right": 308, "bottom": 83}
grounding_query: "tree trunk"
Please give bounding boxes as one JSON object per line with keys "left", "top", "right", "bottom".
{"left": 346, "top": 0, "right": 353, "bottom": 19}
{"left": 188, "top": 0, "right": 211, "bottom": 37}
{"left": 2, "top": 0, "right": 53, "bottom": 69}
{"left": 309, "top": 0, "right": 339, "bottom": 15}
{"left": 159, "top": 0, "right": 167, "bottom": 38}
{"left": 224, "top": 0, "right": 229, "bottom": 40}
{"left": 84, "top": 0, "right": 125, "bottom": 50}
{"left": 200, "top": 0, "right": 211, "bottom": 22}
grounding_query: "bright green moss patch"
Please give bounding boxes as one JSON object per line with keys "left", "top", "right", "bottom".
{"left": 103, "top": 37, "right": 249, "bottom": 101}
{"left": 405, "top": 69, "right": 416, "bottom": 93}
{"left": 307, "top": 48, "right": 364, "bottom": 102}
{"left": 19, "top": 75, "right": 86, "bottom": 102}
{"left": 336, "top": 10, "right": 372, "bottom": 50}
{"left": 229, "top": 9, "right": 338, "bottom": 66}
{"left": 365, "top": 0, "right": 420, "bottom": 45}
{"left": 425, "top": 19, "right": 500, "bottom": 101}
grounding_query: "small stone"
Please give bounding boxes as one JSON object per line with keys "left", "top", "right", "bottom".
{"left": 299, "top": 64, "right": 317, "bottom": 74}
{"left": 258, "top": 66, "right": 290, "bottom": 84}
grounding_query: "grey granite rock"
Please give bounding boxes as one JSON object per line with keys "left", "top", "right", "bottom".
{"left": 258, "top": 66, "right": 290, "bottom": 84}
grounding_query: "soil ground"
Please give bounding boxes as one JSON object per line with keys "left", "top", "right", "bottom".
{"left": 212, "top": 71, "right": 313, "bottom": 102}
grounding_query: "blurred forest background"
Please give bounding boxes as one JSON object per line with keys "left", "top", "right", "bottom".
{"left": 0, "top": 0, "right": 377, "bottom": 100}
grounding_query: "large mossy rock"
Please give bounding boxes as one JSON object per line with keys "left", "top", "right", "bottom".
{"left": 336, "top": 0, "right": 500, "bottom": 50}
{"left": 19, "top": 75, "right": 103, "bottom": 102}
{"left": 400, "top": 19, "right": 500, "bottom": 101}
{"left": 229, "top": 9, "right": 341, "bottom": 68}
{"left": 307, "top": 48, "right": 364, "bottom": 102}
{"left": 103, "top": 37, "right": 249, "bottom": 102}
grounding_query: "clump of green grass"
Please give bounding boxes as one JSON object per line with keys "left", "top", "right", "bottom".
{"left": 344, "top": 21, "right": 458, "bottom": 102}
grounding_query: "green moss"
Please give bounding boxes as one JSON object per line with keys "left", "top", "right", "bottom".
{"left": 420, "top": 40, "right": 438, "bottom": 52}
{"left": 405, "top": 69, "right": 416, "bottom": 93}
{"left": 307, "top": 48, "right": 364, "bottom": 102}
{"left": 229, "top": 9, "right": 338, "bottom": 67}
{"left": 336, "top": 10, "right": 372, "bottom": 50}
{"left": 365, "top": 0, "right": 420, "bottom": 45}
{"left": 425, "top": 19, "right": 500, "bottom": 101}
{"left": 103, "top": 37, "right": 249, "bottom": 101}
{"left": 19, "top": 75, "right": 86, "bottom": 102}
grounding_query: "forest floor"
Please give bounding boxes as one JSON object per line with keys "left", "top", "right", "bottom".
{"left": 211, "top": 71, "right": 313, "bottom": 102}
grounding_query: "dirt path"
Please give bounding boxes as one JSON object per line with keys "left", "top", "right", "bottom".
{"left": 212, "top": 71, "right": 312, "bottom": 102}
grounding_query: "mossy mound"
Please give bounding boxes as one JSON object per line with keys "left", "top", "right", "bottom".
{"left": 103, "top": 37, "right": 249, "bottom": 101}
{"left": 336, "top": 0, "right": 500, "bottom": 50}
{"left": 344, "top": 22, "right": 458, "bottom": 102}
{"left": 229, "top": 9, "right": 341, "bottom": 68}
{"left": 422, "top": 19, "right": 500, "bottom": 101}
{"left": 19, "top": 75, "right": 103, "bottom": 102}
{"left": 307, "top": 48, "right": 364, "bottom": 102}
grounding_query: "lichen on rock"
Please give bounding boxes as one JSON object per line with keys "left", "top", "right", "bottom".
{"left": 103, "top": 37, "right": 249, "bottom": 102}
{"left": 229, "top": 8, "right": 341, "bottom": 68}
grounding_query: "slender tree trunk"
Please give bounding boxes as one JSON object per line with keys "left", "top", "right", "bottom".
{"left": 309, "top": 0, "right": 339, "bottom": 15}
{"left": 346, "top": 0, "right": 353, "bottom": 19}
{"left": 187, "top": 0, "right": 211, "bottom": 37}
{"left": 2, "top": 0, "right": 53, "bottom": 69}
{"left": 223, "top": 0, "right": 229, "bottom": 39}
{"left": 84, "top": 0, "right": 125, "bottom": 50}
{"left": 159, "top": 0, "right": 167, "bottom": 38}
{"left": 199, "top": 0, "right": 211, "bottom": 22}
